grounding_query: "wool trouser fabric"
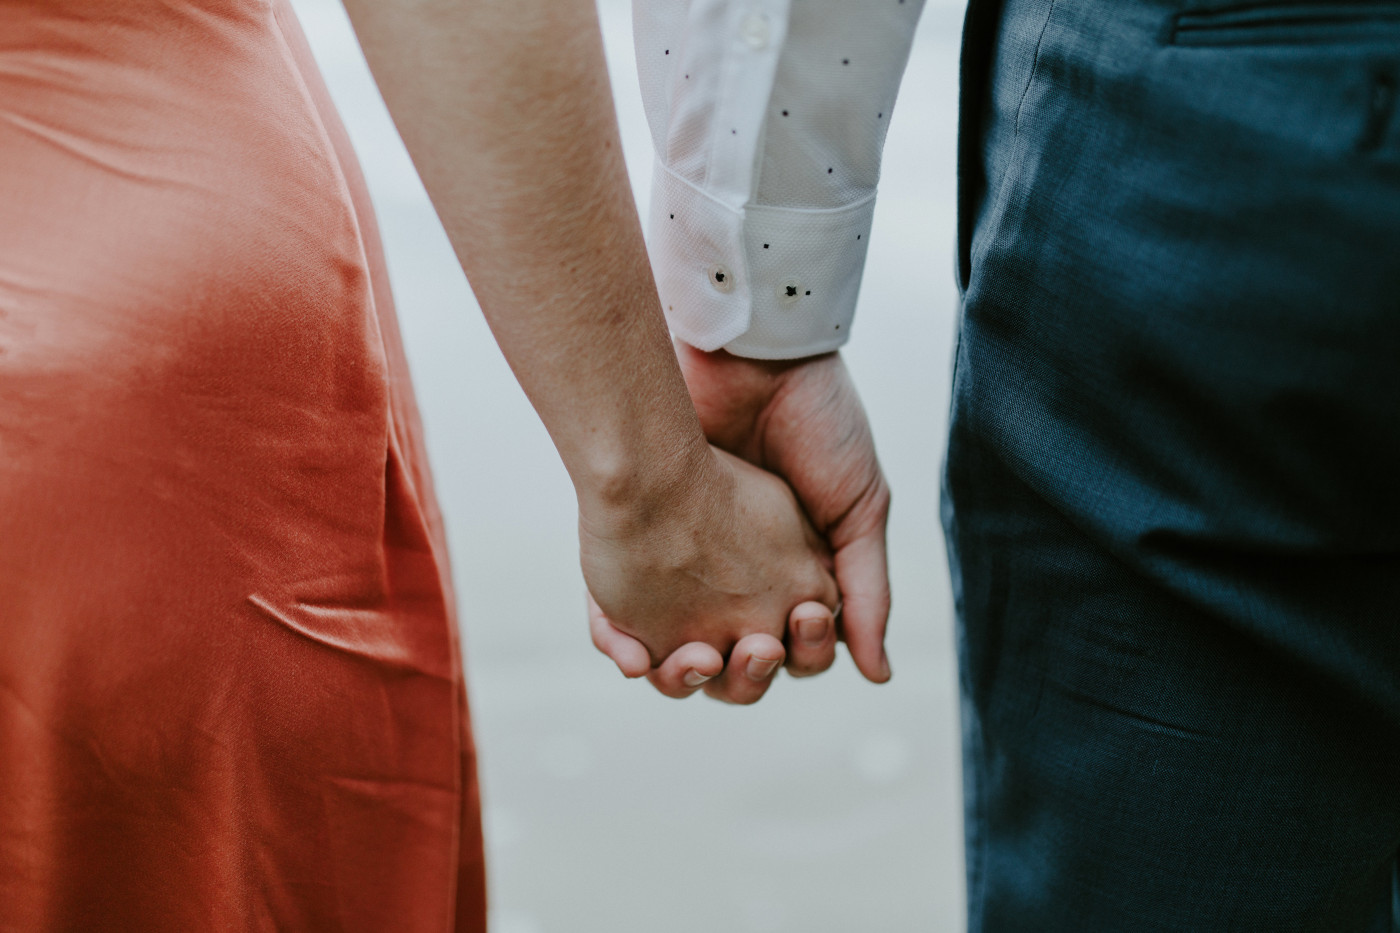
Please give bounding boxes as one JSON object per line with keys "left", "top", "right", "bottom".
{"left": 945, "top": 0, "right": 1400, "bottom": 929}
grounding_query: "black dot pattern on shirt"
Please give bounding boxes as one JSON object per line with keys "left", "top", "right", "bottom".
{"left": 663, "top": 33, "right": 900, "bottom": 319}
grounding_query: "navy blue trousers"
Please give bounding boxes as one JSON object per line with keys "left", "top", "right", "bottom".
{"left": 944, "top": 0, "right": 1400, "bottom": 929}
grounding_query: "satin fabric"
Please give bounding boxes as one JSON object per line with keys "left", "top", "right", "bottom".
{"left": 0, "top": 1, "right": 486, "bottom": 928}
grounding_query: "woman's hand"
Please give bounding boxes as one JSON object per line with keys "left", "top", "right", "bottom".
{"left": 580, "top": 445, "right": 839, "bottom": 703}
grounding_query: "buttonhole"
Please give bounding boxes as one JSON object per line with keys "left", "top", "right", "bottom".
{"left": 708, "top": 263, "right": 734, "bottom": 292}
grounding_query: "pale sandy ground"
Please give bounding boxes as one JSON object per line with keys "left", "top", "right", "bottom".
{"left": 290, "top": 1, "right": 969, "bottom": 929}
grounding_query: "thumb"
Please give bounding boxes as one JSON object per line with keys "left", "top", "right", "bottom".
{"left": 833, "top": 530, "right": 892, "bottom": 683}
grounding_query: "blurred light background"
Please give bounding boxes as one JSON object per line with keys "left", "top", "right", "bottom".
{"left": 290, "top": 1, "right": 968, "bottom": 929}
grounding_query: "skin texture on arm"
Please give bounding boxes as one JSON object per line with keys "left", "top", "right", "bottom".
{"left": 342, "top": 0, "right": 697, "bottom": 511}
{"left": 337, "top": 0, "right": 838, "bottom": 692}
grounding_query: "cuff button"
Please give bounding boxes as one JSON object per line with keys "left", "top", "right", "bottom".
{"left": 741, "top": 13, "right": 770, "bottom": 49}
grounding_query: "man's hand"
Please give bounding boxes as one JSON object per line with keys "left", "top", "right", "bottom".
{"left": 593, "top": 344, "right": 891, "bottom": 691}
{"left": 681, "top": 344, "right": 892, "bottom": 683}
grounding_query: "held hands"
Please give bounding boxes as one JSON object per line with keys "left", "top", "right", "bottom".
{"left": 343, "top": 0, "right": 874, "bottom": 703}
{"left": 581, "top": 445, "right": 840, "bottom": 704}
{"left": 588, "top": 345, "right": 892, "bottom": 701}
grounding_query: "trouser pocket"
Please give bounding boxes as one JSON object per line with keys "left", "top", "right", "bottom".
{"left": 1171, "top": 2, "right": 1400, "bottom": 46}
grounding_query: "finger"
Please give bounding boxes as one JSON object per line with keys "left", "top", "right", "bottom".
{"left": 784, "top": 600, "right": 838, "bottom": 678}
{"left": 834, "top": 531, "right": 892, "bottom": 683}
{"left": 702, "top": 633, "right": 785, "bottom": 705}
{"left": 586, "top": 592, "right": 651, "bottom": 679}
{"left": 645, "top": 642, "right": 726, "bottom": 699}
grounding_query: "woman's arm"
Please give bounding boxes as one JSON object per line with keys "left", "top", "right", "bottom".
{"left": 343, "top": 0, "right": 700, "bottom": 518}
{"left": 339, "top": 0, "right": 836, "bottom": 683}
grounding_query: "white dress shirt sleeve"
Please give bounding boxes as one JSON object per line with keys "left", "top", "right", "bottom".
{"left": 633, "top": 0, "right": 925, "bottom": 359}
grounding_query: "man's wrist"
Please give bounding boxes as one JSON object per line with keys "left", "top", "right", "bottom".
{"left": 677, "top": 340, "right": 830, "bottom": 370}
{"left": 677, "top": 339, "right": 836, "bottom": 421}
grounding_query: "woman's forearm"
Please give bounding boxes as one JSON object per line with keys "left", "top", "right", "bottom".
{"left": 341, "top": 0, "right": 710, "bottom": 517}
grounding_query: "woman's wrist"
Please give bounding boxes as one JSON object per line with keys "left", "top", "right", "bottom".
{"left": 572, "top": 424, "right": 721, "bottom": 540}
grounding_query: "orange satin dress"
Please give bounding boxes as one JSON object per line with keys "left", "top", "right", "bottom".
{"left": 0, "top": 1, "right": 486, "bottom": 929}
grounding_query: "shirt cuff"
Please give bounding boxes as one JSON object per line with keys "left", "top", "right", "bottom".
{"left": 647, "top": 162, "right": 875, "bottom": 360}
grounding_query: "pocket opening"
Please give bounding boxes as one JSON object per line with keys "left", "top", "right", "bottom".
{"left": 1172, "top": 2, "right": 1400, "bottom": 46}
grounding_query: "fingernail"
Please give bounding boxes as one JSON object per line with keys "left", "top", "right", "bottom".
{"left": 746, "top": 656, "right": 781, "bottom": 681}
{"left": 796, "top": 615, "right": 829, "bottom": 645}
{"left": 683, "top": 669, "right": 712, "bottom": 688}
